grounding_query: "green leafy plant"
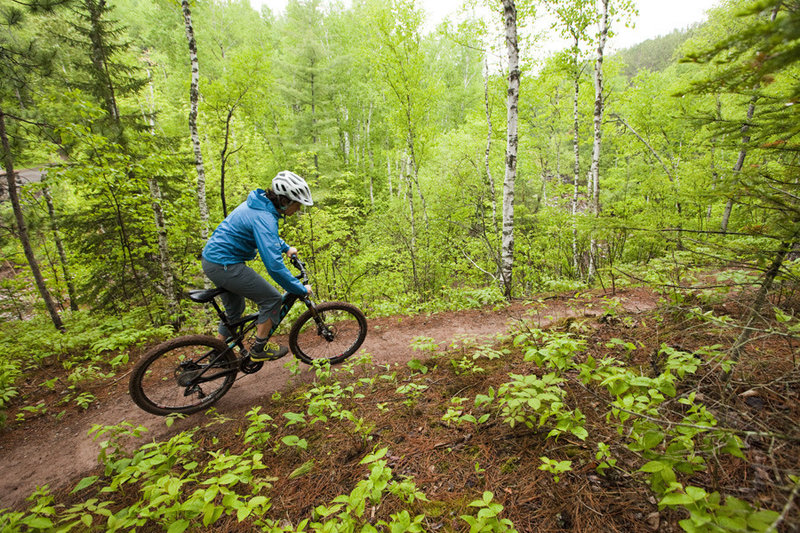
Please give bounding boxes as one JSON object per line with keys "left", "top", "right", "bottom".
{"left": 74, "top": 392, "right": 95, "bottom": 410}
{"left": 496, "top": 372, "right": 588, "bottom": 441}
{"left": 16, "top": 401, "right": 47, "bottom": 422}
{"left": 281, "top": 435, "right": 309, "bottom": 451}
{"left": 538, "top": 456, "right": 572, "bottom": 483}
{"left": 460, "top": 491, "right": 518, "bottom": 533}
{"left": 451, "top": 356, "right": 484, "bottom": 375}
{"left": 243, "top": 407, "right": 273, "bottom": 446}
{"left": 410, "top": 336, "right": 439, "bottom": 353}
{"left": 407, "top": 358, "right": 429, "bottom": 374}
{"left": 396, "top": 382, "right": 428, "bottom": 408}
{"left": 514, "top": 329, "right": 585, "bottom": 371}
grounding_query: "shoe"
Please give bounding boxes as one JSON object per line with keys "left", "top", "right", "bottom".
{"left": 249, "top": 339, "right": 289, "bottom": 362}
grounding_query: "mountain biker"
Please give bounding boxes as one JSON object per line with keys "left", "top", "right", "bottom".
{"left": 201, "top": 171, "right": 313, "bottom": 361}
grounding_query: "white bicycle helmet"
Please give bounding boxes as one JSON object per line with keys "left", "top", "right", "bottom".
{"left": 271, "top": 170, "right": 313, "bottom": 206}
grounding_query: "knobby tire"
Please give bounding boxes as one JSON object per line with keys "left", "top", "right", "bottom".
{"left": 289, "top": 301, "right": 367, "bottom": 365}
{"left": 129, "top": 335, "right": 238, "bottom": 416}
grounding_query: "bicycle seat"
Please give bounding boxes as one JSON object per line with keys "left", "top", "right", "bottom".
{"left": 187, "top": 288, "right": 227, "bottom": 303}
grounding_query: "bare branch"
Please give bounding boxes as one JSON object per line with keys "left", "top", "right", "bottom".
{"left": 610, "top": 113, "right": 674, "bottom": 182}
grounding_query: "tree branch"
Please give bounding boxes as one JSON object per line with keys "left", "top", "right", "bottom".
{"left": 610, "top": 113, "right": 674, "bottom": 183}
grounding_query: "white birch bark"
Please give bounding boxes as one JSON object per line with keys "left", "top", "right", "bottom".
{"left": 588, "top": 0, "right": 609, "bottom": 281}
{"left": 148, "top": 177, "right": 179, "bottom": 317}
{"left": 0, "top": 109, "right": 63, "bottom": 330}
{"left": 42, "top": 179, "right": 78, "bottom": 312}
{"left": 143, "top": 69, "right": 180, "bottom": 319}
{"left": 501, "top": 0, "right": 519, "bottom": 298}
{"left": 387, "top": 158, "right": 393, "bottom": 198}
{"left": 484, "top": 55, "right": 499, "bottom": 237}
{"left": 182, "top": 0, "right": 209, "bottom": 243}
{"left": 366, "top": 103, "right": 374, "bottom": 207}
{"left": 571, "top": 36, "right": 581, "bottom": 275}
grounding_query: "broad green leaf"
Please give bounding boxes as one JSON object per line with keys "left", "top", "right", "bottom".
{"left": 167, "top": 520, "right": 190, "bottom": 533}
{"left": 71, "top": 475, "right": 98, "bottom": 494}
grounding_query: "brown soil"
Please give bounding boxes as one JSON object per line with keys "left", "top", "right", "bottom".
{"left": 1, "top": 286, "right": 797, "bottom": 532}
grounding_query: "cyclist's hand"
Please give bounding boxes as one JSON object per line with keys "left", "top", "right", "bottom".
{"left": 286, "top": 246, "right": 299, "bottom": 258}
{"left": 304, "top": 284, "right": 313, "bottom": 297}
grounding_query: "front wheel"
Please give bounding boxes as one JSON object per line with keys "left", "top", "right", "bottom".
{"left": 129, "top": 335, "right": 238, "bottom": 415}
{"left": 289, "top": 301, "right": 367, "bottom": 365}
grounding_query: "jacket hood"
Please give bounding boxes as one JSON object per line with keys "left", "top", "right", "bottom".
{"left": 246, "top": 189, "right": 273, "bottom": 212}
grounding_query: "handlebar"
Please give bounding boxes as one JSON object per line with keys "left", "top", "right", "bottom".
{"left": 290, "top": 254, "right": 309, "bottom": 285}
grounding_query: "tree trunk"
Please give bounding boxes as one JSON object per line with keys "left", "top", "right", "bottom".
{"left": 729, "top": 241, "right": 793, "bottom": 367}
{"left": 721, "top": 97, "right": 756, "bottom": 233}
{"left": 571, "top": 37, "right": 581, "bottom": 276}
{"left": 501, "top": 0, "right": 519, "bottom": 298}
{"left": 85, "top": 0, "right": 120, "bottom": 125}
{"left": 220, "top": 101, "right": 242, "bottom": 219}
{"left": 402, "top": 160, "right": 419, "bottom": 291}
{"left": 42, "top": 179, "right": 79, "bottom": 312}
{"left": 721, "top": 6, "right": 777, "bottom": 233}
{"left": 387, "top": 158, "right": 393, "bottom": 198}
{"left": 366, "top": 103, "right": 375, "bottom": 208}
{"left": 406, "top": 129, "right": 429, "bottom": 229}
{"left": 148, "top": 177, "right": 180, "bottom": 321}
{"left": 182, "top": 0, "right": 210, "bottom": 243}
{"left": 588, "top": 0, "right": 609, "bottom": 281}
{"left": 0, "top": 109, "right": 63, "bottom": 330}
{"left": 144, "top": 69, "right": 180, "bottom": 321}
{"left": 484, "top": 54, "right": 499, "bottom": 238}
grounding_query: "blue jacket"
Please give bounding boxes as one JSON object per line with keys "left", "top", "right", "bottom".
{"left": 202, "top": 189, "right": 306, "bottom": 295}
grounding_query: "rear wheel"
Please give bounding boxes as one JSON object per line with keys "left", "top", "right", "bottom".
{"left": 129, "top": 335, "right": 238, "bottom": 415}
{"left": 289, "top": 302, "right": 367, "bottom": 365}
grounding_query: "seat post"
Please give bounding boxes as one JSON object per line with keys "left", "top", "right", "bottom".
{"left": 210, "top": 299, "right": 230, "bottom": 330}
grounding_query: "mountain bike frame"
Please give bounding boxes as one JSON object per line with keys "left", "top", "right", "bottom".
{"left": 186, "top": 256, "right": 320, "bottom": 378}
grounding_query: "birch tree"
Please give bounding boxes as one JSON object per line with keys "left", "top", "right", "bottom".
{"left": 719, "top": 4, "right": 779, "bottom": 233}
{"left": 587, "top": 0, "right": 635, "bottom": 280}
{"left": 370, "top": 0, "right": 432, "bottom": 227}
{"left": 1, "top": 116, "right": 63, "bottom": 330}
{"left": 501, "top": 0, "right": 519, "bottom": 297}
{"left": 41, "top": 178, "right": 78, "bottom": 312}
{"left": 546, "top": 0, "right": 595, "bottom": 277}
{"left": 587, "top": 0, "right": 608, "bottom": 280}
{"left": 181, "top": 0, "right": 209, "bottom": 242}
{"left": 144, "top": 68, "right": 179, "bottom": 321}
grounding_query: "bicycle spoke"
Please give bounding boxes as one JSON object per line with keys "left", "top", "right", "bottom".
{"left": 290, "top": 302, "right": 367, "bottom": 365}
{"left": 130, "top": 336, "right": 238, "bottom": 415}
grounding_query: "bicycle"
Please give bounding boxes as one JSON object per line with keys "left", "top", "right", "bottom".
{"left": 129, "top": 256, "right": 367, "bottom": 416}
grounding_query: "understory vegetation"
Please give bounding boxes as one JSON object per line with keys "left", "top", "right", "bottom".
{"left": 1, "top": 270, "right": 798, "bottom": 532}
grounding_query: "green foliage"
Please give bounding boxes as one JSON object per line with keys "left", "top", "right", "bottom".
{"left": 396, "top": 382, "right": 429, "bottom": 408}
{"left": 1, "top": 2, "right": 796, "bottom": 530}
{"left": 460, "top": 491, "right": 518, "bottom": 533}
{"left": 616, "top": 27, "right": 697, "bottom": 76}
{"left": 0, "top": 307, "right": 172, "bottom": 425}
{"left": 496, "top": 372, "right": 588, "bottom": 441}
{"left": 0, "top": 295, "right": 790, "bottom": 533}
{"left": 410, "top": 336, "right": 439, "bottom": 353}
{"left": 538, "top": 456, "right": 573, "bottom": 483}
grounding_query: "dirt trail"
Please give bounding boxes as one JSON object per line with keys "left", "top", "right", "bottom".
{"left": 0, "top": 289, "right": 658, "bottom": 509}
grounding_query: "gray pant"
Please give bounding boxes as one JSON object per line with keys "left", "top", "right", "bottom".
{"left": 201, "top": 258, "right": 282, "bottom": 338}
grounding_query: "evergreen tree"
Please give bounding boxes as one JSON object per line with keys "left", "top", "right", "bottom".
{"left": 0, "top": 0, "right": 65, "bottom": 330}
{"left": 681, "top": 0, "right": 800, "bottom": 361}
